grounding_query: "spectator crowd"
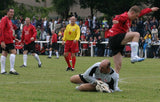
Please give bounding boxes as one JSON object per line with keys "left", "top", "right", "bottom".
{"left": 0, "top": 12, "right": 160, "bottom": 58}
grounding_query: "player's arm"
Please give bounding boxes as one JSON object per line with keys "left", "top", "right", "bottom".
{"left": 112, "top": 15, "right": 126, "bottom": 24}
{"left": 21, "top": 27, "right": 25, "bottom": 43}
{"left": 0, "top": 18, "right": 6, "bottom": 48}
{"left": 139, "top": 7, "right": 159, "bottom": 17}
{"left": 83, "top": 63, "right": 99, "bottom": 85}
{"left": 31, "top": 26, "right": 37, "bottom": 41}
{"left": 75, "top": 26, "right": 80, "bottom": 41}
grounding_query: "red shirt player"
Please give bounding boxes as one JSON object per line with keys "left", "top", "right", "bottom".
{"left": 20, "top": 17, "right": 41, "bottom": 68}
{"left": 108, "top": 5, "right": 159, "bottom": 91}
{"left": 48, "top": 30, "right": 59, "bottom": 59}
{"left": 0, "top": 8, "right": 19, "bottom": 75}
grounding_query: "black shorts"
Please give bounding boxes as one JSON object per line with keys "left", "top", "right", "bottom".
{"left": 79, "top": 74, "right": 88, "bottom": 83}
{"left": 109, "top": 33, "right": 126, "bottom": 56}
{"left": 24, "top": 42, "right": 35, "bottom": 53}
{"left": 2, "top": 43, "right": 15, "bottom": 53}
{"left": 50, "top": 43, "right": 58, "bottom": 50}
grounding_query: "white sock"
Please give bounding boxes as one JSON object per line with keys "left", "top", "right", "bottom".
{"left": 10, "top": 54, "right": 16, "bottom": 71}
{"left": 23, "top": 54, "right": 27, "bottom": 66}
{"left": 1, "top": 55, "right": 6, "bottom": 73}
{"left": 49, "top": 51, "right": 52, "bottom": 57}
{"left": 56, "top": 51, "right": 59, "bottom": 58}
{"left": 131, "top": 42, "right": 138, "bottom": 58}
{"left": 115, "top": 73, "right": 119, "bottom": 89}
{"left": 34, "top": 54, "right": 41, "bottom": 64}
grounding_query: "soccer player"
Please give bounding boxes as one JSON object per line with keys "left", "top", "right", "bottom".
{"left": 62, "top": 16, "right": 80, "bottom": 71}
{"left": 20, "top": 17, "right": 42, "bottom": 68}
{"left": 0, "top": 8, "right": 19, "bottom": 75}
{"left": 48, "top": 30, "right": 59, "bottom": 59}
{"left": 108, "top": 6, "right": 159, "bottom": 87}
{"left": 70, "top": 59, "right": 120, "bottom": 92}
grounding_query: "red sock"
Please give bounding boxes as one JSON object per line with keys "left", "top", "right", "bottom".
{"left": 72, "top": 56, "right": 76, "bottom": 69}
{"left": 64, "top": 56, "right": 71, "bottom": 67}
{"left": 68, "top": 53, "right": 72, "bottom": 61}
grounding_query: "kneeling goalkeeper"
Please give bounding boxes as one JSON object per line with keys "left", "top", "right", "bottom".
{"left": 70, "top": 59, "right": 121, "bottom": 92}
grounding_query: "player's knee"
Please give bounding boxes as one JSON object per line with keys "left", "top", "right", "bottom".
{"left": 70, "top": 75, "right": 76, "bottom": 83}
{"left": 134, "top": 32, "right": 140, "bottom": 37}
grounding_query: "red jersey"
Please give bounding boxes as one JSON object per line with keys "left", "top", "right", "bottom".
{"left": 21, "top": 24, "right": 37, "bottom": 45}
{"left": 109, "top": 8, "right": 152, "bottom": 37}
{"left": 52, "top": 33, "right": 57, "bottom": 43}
{"left": 0, "top": 16, "right": 15, "bottom": 44}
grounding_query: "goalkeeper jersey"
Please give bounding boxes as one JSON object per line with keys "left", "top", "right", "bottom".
{"left": 82, "top": 62, "right": 118, "bottom": 90}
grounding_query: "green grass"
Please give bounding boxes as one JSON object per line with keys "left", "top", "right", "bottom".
{"left": 0, "top": 55, "right": 160, "bottom": 102}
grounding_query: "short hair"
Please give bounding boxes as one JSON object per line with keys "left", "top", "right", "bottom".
{"left": 7, "top": 8, "right": 14, "bottom": 12}
{"left": 129, "top": 5, "right": 141, "bottom": 13}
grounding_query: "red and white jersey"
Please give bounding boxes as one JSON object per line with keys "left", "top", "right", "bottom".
{"left": 51, "top": 33, "right": 57, "bottom": 43}
{"left": 0, "top": 16, "right": 15, "bottom": 44}
{"left": 21, "top": 24, "right": 37, "bottom": 45}
{"left": 109, "top": 8, "right": 152, "bottom": 37}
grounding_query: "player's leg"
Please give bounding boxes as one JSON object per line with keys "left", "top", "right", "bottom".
{"left": 31, "top": 42, "right": 41, "bottom": 67}
{"left": 121, "top": 32, "right": 144, "bottom": 63}
{"left": 20, "top": 50, "right": 28, "bottom": 67}
{"left": 70, "top": 75, "right": 84, "bottom": 84}
{"left": 1, "top": 51, "right": 8, "bottom": 74}
{"left": 71, "top": 53, "right": 76, "bottom": 71}
{"left": 55, "top": 49, "right": 59, "bottom": 59}
{"left": 70, "top": 75, "right": 96, "bottom": 91}
{"left": 9, "top": 49, "right": 19, "bottom": 75}
{"left": 32, "top": 53, "right": 42, "bottom": 68}
{"left": 48, "top": 47, "right": 52, "bottom": 58}
{"left": 71, "top": 41, "right": 79, "bottom": 71}
{"left": 78, "top": 84, "right": 96, "bottom": 91}
{"left": 64, "top": 52, "right": 72, "bottom": 71}
{"left": 113, "top": 52, "right": 122, "bottom": 91}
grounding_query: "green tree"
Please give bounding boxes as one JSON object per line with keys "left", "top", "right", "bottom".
{"left": 79, "top": 0, "right": 99, "bottom": 18}
{"left": 51, "top": 0, "right": 76, "bottom": 18}
{"left": 0, "top": 0, "right": 15, "bottom": 18}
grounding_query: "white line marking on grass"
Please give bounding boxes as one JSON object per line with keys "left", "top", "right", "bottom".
{"left": 0, "top": 81, "right": 65, "bottom": 85}
{"left": 119, "top": 76, "right": 160, "bottom": 83}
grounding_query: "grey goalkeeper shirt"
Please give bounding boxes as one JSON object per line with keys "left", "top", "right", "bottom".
{"left": 82, "top": 62, "right": 118, "bottom": 90}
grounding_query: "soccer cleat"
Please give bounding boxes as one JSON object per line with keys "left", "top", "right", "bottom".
{"left": 9, "top": 70, "right": 19, "bottom": 75}
{"left": 55, "top": 57, "right": 59, "bottom": 59}
{"left": 48, "top": 57, "right": 52, "bottom": 59}
{"left": 131, "top": 56, "right": 145, "bottom": 64}
{"left": 114, "top": 87, "right": 123, "bottom": 92}
{"left": 66, "top": 67, "right": 71, "bottom": 71}
{"left": 1, "top": 71, "right": 8, "bottom": 75}
{"left": 20, "top": 65, "right": 27, "bottom": 68}
{"left": 75, "top": 86, "right": 79, "bottom": 90}
{"left": 71, "top": 68, "right": 75, "bottom": 71}
{"left": 38, "top": 63, "right": 42, "bottom": 68}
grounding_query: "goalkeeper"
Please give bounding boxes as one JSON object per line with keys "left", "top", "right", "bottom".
{"left": 70, "top": 59, "right": 121, "bottom": 92}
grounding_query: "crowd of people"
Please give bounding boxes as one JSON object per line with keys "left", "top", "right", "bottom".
{"left": 1, "top": 12, "right": 160, "bottom": 58}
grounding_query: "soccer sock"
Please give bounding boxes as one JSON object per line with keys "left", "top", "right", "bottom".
{"left": 64, "top": 56, "right": 71, "bottom": 68}
{"left": 131, "top": 42, "right": 139, "bottom": 58}
{"left": 1, "top": 55, "right": 6, "bottom": 73}
{"left": 49, "top": 51, "right": 52, "bottom": 57}
{"left": 115, "top": 73, "right": 119, "bottom": 89}
{"left": 23, "top": 54, "right": 27, "bottom": 66}
{"left": 56, "top": 51, "right": 59, "bottom": 58}
{"left": 10, "top": 54, "right": 16, "bottom": 71}
{"left": 72, "top": 56, "right": 76, "bottom": 69}
{"left": 34, "top": 54, "right": 41, "bottom": 64}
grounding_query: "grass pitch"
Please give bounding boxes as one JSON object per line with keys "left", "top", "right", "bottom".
{"left": 0, "top": 55, "right": 160, "bottom": 102}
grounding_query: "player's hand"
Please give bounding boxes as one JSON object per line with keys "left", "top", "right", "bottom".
{"left": 30, "top": 37, "right": 34, "bottom": 41}
{"left": 151, "top": 7, "right": 159, "bottom": 12}
{"left": 62, "top": 41, "right": 64, "bottom": 45}
{"left": 15, "top": 39, "right": 19, "bottom": 42}
{"left": 1, "top": 42, "right": 6, "bottom": 49}
{"left": 73, "top": 40, "right": 77, "bottom": 43}
{"left": 112, "top": 20, "right": 119, "bottom": 24}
